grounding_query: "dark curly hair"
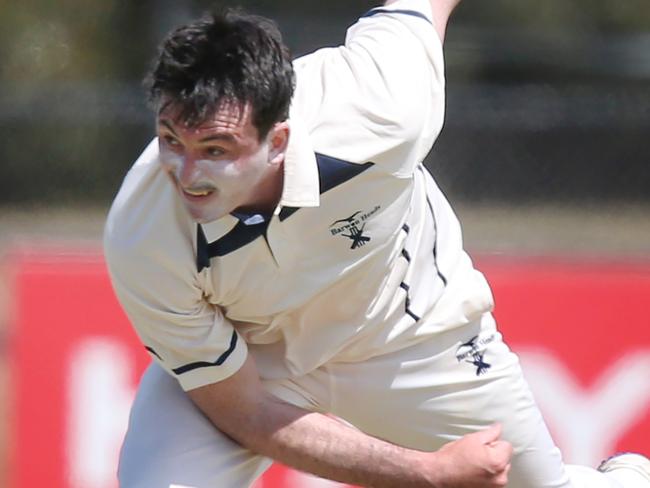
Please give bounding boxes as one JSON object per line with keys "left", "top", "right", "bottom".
{"left": 145, "top": 9, "right": 295, "bottom": 139}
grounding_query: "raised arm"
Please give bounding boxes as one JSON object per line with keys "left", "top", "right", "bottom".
{"left": 188, "top": 354, "right": 512, "bottom": 488}
{"left": 384, "top": 0, "right": 463, "bottom": 41}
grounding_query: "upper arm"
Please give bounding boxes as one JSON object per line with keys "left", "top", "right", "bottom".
{"left": 186, "top": 354, "right": 270, "bottom": 444}
{"left": 384, "top": 0, "right": 462, "bottom": 41}
{"left": 292, "top": 0, "right": 446, "bottom": 175}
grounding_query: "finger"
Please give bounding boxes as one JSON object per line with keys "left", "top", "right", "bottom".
{"left": 489, "top": 440, "right": 514, "bottom": 466}
{"left": 474, "top": 423, "right": 502, "bottom": 444}
{"left": 500, "top": 440, "right": 514, "bottom": 460}
{"left": 483, "top": 443, "right": 513, "bottom": 476}
{"left": 494, "top": 470, "right": 509, "bottom": 487}
{"left": 489, "top": 440, "right": 512, "bottom": 454}
{"left": 494, "top": 463, "right": 511, "bottom": 486}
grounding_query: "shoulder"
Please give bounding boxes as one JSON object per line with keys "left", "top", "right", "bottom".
{"left": 104, "top": 139, "right": 161, "bottom": 255}
{"left": 104, "top": 139, "right": 195, "bottom": 279}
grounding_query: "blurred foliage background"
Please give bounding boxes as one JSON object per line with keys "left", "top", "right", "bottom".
{"left": 0, "top": 0, "right": 648, "bottom": 207}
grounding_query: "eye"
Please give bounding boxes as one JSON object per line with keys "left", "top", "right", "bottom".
{"left": 206, "top": 146, "right": 225, "bottom": 157}
{"left": 163, "top": 135, "right": 181, "bottom": 147}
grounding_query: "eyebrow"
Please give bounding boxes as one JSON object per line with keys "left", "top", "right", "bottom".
{"left": 158, "top": 119, "right": 179, "bottom": 136}
{"left": 198, "top": 133, "right": 237, "bottom": 143}
{"left": 158, "top": 119, "right": 238, "bottom": 144}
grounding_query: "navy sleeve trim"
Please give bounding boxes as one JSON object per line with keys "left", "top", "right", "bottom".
{"left": 361, "top": 8, "right": 431, "bottom": 25}
{"left": 145, "top": 346, "right": 163, "bottom": 360}
{"left": 171, "top": 330, "right": 239, "bottom": 375}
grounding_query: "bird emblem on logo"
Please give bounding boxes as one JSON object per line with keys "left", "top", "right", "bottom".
{"left": 330, "top": 211, "right": 371, "bottom": 249}
{"left": 456, "top": 335, "right": 493, "bottom": 376}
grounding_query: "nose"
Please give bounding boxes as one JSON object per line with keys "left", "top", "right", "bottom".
{"left": 160, "top": 151, "right": 201, "bottom": 189}
{"left": 176, "top": 155, "right": 199, "bottom": 188}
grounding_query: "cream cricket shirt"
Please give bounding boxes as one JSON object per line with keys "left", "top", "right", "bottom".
{"left": 104, "top": 0, "right": 494, "bottom": 392}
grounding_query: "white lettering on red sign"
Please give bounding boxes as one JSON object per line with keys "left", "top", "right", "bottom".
{"left": 66, "top": 338, "right": 135, "bottom": 488}
{"left": 519, "top": 349, "right": 650, "bottom": 466}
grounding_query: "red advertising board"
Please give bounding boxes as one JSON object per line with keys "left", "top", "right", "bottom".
{"left": 6, "top": 248, "right": 650, "bottom": 487}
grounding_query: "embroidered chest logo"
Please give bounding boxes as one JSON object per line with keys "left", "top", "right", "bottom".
{"left": 329, "top": 206, "right": 380, "bottom": 249}
{"left": 455, "top": 334, "right": 495, "bottom": 376}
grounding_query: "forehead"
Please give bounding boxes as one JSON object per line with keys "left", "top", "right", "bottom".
{"left": 157, "top": 100, "right": 258, "bottom": 139}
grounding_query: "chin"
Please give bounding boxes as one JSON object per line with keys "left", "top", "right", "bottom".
{"left": 188, "top": 206, "right": 229, "bottom": 224}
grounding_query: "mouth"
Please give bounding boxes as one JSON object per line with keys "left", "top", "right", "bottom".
{"left": 181, "top": 187, "right": 216, "bottom": 201}
{"left": 183, "top": 188, "right": 212, "bottom": 197}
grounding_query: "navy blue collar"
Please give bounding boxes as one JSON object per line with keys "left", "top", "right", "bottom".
{"left": 230, "top": 211, "right": 268, "bottom": 226}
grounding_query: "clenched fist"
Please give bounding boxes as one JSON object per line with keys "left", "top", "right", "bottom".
{"left": 424, "top": 424, "right": 513, "bottom": 488}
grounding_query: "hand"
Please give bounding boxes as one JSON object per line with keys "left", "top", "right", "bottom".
{"left": 426, "top": 424, "right": 513, "bottom": 488}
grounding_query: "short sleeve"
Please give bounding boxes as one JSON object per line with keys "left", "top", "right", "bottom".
{"left": 104, "top": 149, "right": 247, "bottom": 391}
{"left": 291, "top": 0, "right": 446, "bottom": 175}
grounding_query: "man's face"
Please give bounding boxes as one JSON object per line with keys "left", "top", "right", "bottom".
{"left": 156, "top": 101, "right": 287, "bottom": 223}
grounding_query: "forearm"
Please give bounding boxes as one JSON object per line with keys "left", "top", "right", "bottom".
{"left": 188, "top": 356, "right": 510, "bottom": 488}
{"left": 238, "top": 392, "right": 433, "bottom": 487}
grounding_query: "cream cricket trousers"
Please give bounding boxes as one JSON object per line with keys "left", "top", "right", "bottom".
{"left": 118, "top": 314, "right": 622, "bottom": 488}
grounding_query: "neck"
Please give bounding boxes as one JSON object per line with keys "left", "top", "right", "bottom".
{"left": 237, "top": 162, "right": 284, "bottom": 216}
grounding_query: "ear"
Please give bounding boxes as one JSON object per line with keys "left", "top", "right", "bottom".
{"left": 267, "top": 121, "right": 290, "bottom": 165}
